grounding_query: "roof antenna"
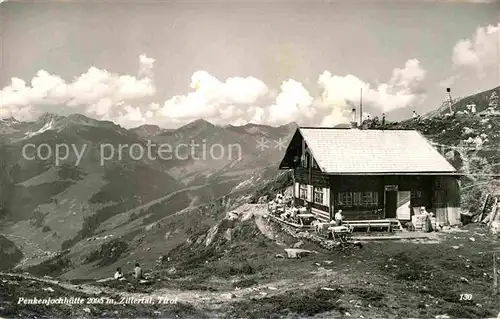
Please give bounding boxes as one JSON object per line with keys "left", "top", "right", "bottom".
{"left": 359, "top": 88, "right": 363, "bottom": 129}
{"left": 446, "top": 88, "right": 453, "bottom": 114}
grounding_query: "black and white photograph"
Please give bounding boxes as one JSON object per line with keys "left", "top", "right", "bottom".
{"left": 0, "top": 0, "right": 499, "bottom": 318}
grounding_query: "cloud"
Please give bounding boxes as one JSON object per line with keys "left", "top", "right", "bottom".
{"left": 313, "top": 59, "right": 427, "bottom": 121}
{"left": 0, "top": 54, "right": 156, "bottom": 124}
{"left": 445, "top": 22, "right": 500, "bottom": 84}
{"left": 159, "top": 70, "right": 269, "bottom": 121}
{"left": 155, "top": 59, "right": 426, "bottom": 127}
{"left": 0, "top": 56, "right": 426, "bottom": 128}
{"left": 267, "top": 79, "right": 315, "bottom": 124}
{"left": 139, "top": 54, "right": 155, "bottom": 78}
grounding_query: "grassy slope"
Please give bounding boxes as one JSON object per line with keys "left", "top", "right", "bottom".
{"left": 0, "top": 273, "right": 204, "bottom": 318}
{"left": 0, "top": 236, "right": 23, "bottom": 270}
{"left": 87, "top": 210, "right": 499, "bottom": 318}
{"left": 231, "top": 225, "right": 499, "bottom": 318}
{"left": 3, "top": 223, "right": 498, "bottom": 318}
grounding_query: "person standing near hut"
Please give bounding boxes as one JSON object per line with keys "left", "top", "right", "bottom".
{"left": 276, "top": 193, "right": 284, "bottom": 214}
{"left": 420, "top": 207, "right": 433, "bottom": 232}
{"left": 134, "top": 263, "right": 143, "bottom": 280}
{"left": 334, "top": 209, "right": 344, "bottom": 226}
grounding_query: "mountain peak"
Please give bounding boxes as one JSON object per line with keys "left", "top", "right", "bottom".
{"left": 37, "top": 112, "right": 65, "bottom": 124}
{"left": 134, "top": 124, "right": 161, "bottom": 130}
{"left": 0, "top": 116, "right": 19, "bottom": 125}
{"left": 280, "top": 121, "right": 299, "bottom": 129}
{"left": 130, "top": 124, "right": 165, "bottom": 138}
{"left": 179, "top": 118, "right": 215, "bottom": 131}
{"left": 67, "top": 113, "right": 93, "bottom": 122}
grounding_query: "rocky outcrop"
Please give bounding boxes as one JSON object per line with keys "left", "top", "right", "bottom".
{"left": 489, "top": 220, "right": 500, "bottom": 237}
{"left": 0, "top": 236, "right": 23, "bottom": 270}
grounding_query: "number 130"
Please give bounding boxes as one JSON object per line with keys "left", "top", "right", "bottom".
{"left": 460, "top": 294, "right": 472, "bottom": 301}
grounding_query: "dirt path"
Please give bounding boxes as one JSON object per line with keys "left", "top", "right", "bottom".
{"left": 0, "top": 272, "right": 320, "bottom": 309}
{"left": 251, "top": 205, "right": 288, "bottom": 246}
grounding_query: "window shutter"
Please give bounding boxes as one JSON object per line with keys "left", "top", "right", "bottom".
{"left": 323, "top": 188, "right": 330, "bottom": 207}
{"left": 294, "top": 183, "right": 300, "bottom": 198}
{"left": 307, "top": 185, "right": 312, "bottom": 201}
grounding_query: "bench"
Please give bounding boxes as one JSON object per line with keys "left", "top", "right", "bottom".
{"left": 345, "top": 221, "right": 392, "bottom": 232}
{"left": 311, "top": 221, "right": 333, "bottom": 234}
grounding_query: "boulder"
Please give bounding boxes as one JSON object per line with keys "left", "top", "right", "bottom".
{"left": 222, "top": 293, "right": 236, "bottom": 299}
{"left": 293, "top": 241, "right": 304, "bottom": 248}
{"left": 284, "top": 248, "right": 313, "bottom": 259}
{"left": 489, "top": 220, "right": 500, "bottom": 237}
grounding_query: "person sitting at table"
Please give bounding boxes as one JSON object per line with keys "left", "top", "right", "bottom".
{"left": 275, "top": 193, "right": 284, "bottom": 202}
{"left": 334, "top": 209, "right": 344, "bottom": 226}
{"left": 114, "top": 267, "right": 124, "bottom": 280}
{"left": 276, "top": 196, "right": 284, "bottom": 211}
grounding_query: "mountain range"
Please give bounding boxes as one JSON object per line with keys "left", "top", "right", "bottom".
{"left": 0, "top": 113, "right": 297, "bottom": 276}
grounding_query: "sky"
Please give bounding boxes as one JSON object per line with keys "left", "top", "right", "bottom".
{"left": 0, "top": 0, "right": 499, "bottom": 129}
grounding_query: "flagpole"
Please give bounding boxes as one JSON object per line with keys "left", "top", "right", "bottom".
{"left": 447, "top": 88, "right": 453, "bottom": 114}
{"left": 359, "top": 88, "right": 363, "bottom": 126}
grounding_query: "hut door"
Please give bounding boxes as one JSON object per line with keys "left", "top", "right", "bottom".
{"left": 396, "top": 191, "right": 411, "bottom": 220}
{"left": 385, "top": 190, "right": 398, "bottom": 219}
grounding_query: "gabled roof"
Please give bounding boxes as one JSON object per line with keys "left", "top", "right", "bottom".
{"left": 280, "top": 127, "right": 457, "bottom": 175}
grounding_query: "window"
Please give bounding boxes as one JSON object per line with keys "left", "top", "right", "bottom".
{"left": 313, "top": 187, "right": 324, "bottom": 204}
{"left": 338, "top": 192, "right": 378, "bottom": 208}
{"left": 301, "top": 153, "right": 310, "bottom": 168}
{"left": 361, "top": 192, "right": 378, "bottom": 206}
{"left": 435, "top": 178, "right": 443, "bottom": 190}
{"left": 338, "top": 192, "right": 353, "bottom": 207}
{"left": 299, "top": 184, "right": 308, "bottom": 200}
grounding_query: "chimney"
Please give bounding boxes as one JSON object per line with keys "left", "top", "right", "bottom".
{"left": 350, "top": 108, "right": 358, "bottom": 128}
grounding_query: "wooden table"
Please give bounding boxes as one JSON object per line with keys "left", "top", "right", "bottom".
{"left": 328, "top": 226, "right": 351, "bottom": 241}
{"left": 296, "top": 213, "right": 315, "bottom": 225}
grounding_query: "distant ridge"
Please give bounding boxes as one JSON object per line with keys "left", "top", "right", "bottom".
{"left": 333, "top": 123, "right": 352, "bottom": 128}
